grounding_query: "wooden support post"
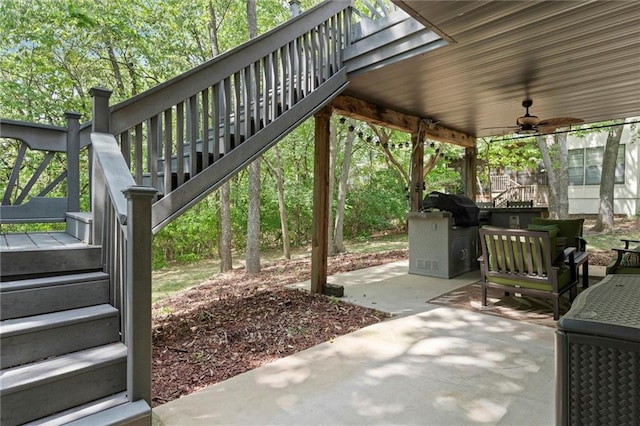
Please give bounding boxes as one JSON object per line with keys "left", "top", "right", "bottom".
{"left": 124, "top": 185, "right": 157, "bottom": 406}
{"left": 65, "top": 111, "right": 81, "bottom": 212}
{"left": 311, "top": 106, "right": 332, "bottom": 294}
{"left": 90, "top": 88, "right": 112, "bottom": 246}
{"left": 410, "top": 128, "right": 425, "bottom": 212}
{"left": 464, "top": 146, "right": 477, "bottom": 200}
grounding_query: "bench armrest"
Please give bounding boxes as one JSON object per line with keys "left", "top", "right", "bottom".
{"left": 621, "top": 239, "right": 640, "bottom": 249}
{"left": 574, "top": 236, "right": 587, "bottom": 252}
{"left": 609, "top": 246, "right": 640, "bottom": 273}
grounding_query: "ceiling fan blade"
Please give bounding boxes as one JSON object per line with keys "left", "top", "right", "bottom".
{"left": 482, "top": 127, "right": 520, "bottom": 136}
{"left": 536, "top": 126, "right": 558, "bottom": 135}
{"left": 537, "top": 117, "right": 584, "bottom": 127}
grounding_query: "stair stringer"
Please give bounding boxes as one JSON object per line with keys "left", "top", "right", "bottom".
{"left": 151, "top": 70, "right": 349, "bottom": 233}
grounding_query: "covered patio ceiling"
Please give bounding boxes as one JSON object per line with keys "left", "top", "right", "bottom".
{"left": 344, "top": 1, "right": 640, "bottom": 139}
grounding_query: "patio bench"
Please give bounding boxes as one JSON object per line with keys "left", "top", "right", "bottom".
{"left": 607, "top": 238, "right": 640, "bottom": 274}
{"left": 478, "top": 227, "right": 579, "bottom": 320}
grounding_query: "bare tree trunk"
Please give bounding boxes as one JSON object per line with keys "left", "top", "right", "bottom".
{"left": 208, "top": 1, "right": 220, "bottom": 57}
{"left": 246, "top": 160, "right": 261, "bottom": 273}
{"left": 107, "top": 44, "right": 125, "bottom": 93}
{"left": 369, "top": 125, "right": 409, "bottom": 184}
{"left": 556, "top": 132, "right": 570, "bottom": 218}
{"left": 209, "top": 0, "right": 232, "bottom": 272}
{"left": 245, "top": 0, "right": 261, "bottom": 273}
{"left": 422, "top": 142, "right": 443, "bottom": 179}
{"left": 218, "top": 182, "right": 233, "bottom": 272}
{"left": 333, "top": 119, "right": 355, "bottom": 254}
{"left": 537, "top": 133, "right": 569, "bottom": 219}
{"left": 263, "top": 149, "right": 291, "bottom": 259}
{"left": 594, "top": 121, "right": 624, "bottom": 232}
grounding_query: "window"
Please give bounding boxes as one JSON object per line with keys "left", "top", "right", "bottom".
{"left": 585, "top": 147, "right": 603, "bottom": 185}
{"left": 568, "top": 150, "right": 584, "bottom": 185}
{"left": 568, "top": 145, "right": 625, "bottom": 186}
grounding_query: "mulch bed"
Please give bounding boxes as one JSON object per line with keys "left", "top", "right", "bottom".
{"left": 151, "top": 250, "right": 405, "bottom": 406}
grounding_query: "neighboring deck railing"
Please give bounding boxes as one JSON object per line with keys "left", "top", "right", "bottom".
{"left": 0, "top": 114, "right": 85, "bottom": 223}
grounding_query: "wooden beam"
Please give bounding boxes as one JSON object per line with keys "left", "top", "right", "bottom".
{"left": 410, "top": 130, "right": 425, "bottom": 212}
{"left": 464, "top": 146, "right": 477, "bottom": 200}
{"left": 423, "top": 122, "right": 475, "bottom": 148}
{"left": 311, "top": 106, "right": 332, "bottom": 294}
{"left": 331, "top": 95, "right": 419, "bottom": 133}
{"left": 331, "top": 95, "right": 475, "bottom": 148}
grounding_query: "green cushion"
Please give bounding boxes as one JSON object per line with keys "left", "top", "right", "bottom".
{"left": 527, "top": 223, "right": 559, "bottom": 232}
{"left": 531, "top": 217, "right": 584, "bottom": 240}
{"left": 621, "top": 246, "right": 640, "bottom": 266}
{"left": 527, "top": 223, "right": 565, "bottom": 260}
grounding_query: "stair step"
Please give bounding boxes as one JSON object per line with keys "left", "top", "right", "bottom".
{"left": 0, "top": 343, "right": 127, "bottom": 426}
{"left": 0, "top": 272, "right": 110, "bottom": 320}
{"left": 65, "top": 212, "right": 93, "bottom": 244}
{"left": 1, "top": 245, "right": 102, "bottom": 280}
{"left": 65, "top": 398, "right": 151, "bottom": 426}
{"left": 1, "top": 304, "right": 119, "bottom": 369}
{"left": 25, "top": 392, "right": 150, "bottom": 426}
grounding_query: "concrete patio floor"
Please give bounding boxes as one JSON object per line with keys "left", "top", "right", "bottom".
{"left": 153, "top": 261, "right": 566, "bottom": 425}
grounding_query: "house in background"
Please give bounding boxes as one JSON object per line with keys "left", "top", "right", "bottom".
{"left": 482, "top": 120, "right": 639, "bottom": 216}
{"left": 568, "top": 120, "right": 640, "bottom": 217}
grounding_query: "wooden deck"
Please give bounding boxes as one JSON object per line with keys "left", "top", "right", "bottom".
{"left": 0, "top": 232, "right": 85, "bottom": 251}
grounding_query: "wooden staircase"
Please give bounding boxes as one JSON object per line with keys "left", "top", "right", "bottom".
{"left": 0, "top": 2, "right": 441, "bottom": 423}
{"left": 0, "top": 233, "right": 150, "bottom": 425}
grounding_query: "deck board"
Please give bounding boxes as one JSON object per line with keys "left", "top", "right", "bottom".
{"left": 1, "top": 232, "right": 84, "bottom": 251}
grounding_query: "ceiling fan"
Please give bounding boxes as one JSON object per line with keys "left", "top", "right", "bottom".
{"left": 495, "top": 99, "right": 584, "bottom": 135}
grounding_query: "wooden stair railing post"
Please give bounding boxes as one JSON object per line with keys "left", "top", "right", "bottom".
{"left": 90, "top": 87, "right": 113, "bottom": 247}
{"left": 123, "top": 185, "right": 157, "bottom": 406}
{"left": 65, "top": 111, "right": 82, "bottom": 212}
{"left": 91, "top": 87, "right": 112, "bottom": 133}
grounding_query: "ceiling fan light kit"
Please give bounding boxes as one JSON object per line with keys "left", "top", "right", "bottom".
{"left": 509, "top": 99, "right": 583, "bottom": 135}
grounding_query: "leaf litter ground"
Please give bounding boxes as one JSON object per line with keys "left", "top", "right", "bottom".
{"left": 152, "top": 250, "right": 405, "bottom": 406}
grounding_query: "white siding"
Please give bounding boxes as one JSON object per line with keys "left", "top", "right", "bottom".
{"left": 567, "top": 122, "right": 639, "bottom": 217}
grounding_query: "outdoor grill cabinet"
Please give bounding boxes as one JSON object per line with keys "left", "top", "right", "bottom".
{"left": 407, "top": 211, "right": 478, "bottom": 278}
{"left": 555, "top": 274, "right": 640, "bottom": 425}
{"left": 478, "top": 206, "right": 548, "bottom": 229}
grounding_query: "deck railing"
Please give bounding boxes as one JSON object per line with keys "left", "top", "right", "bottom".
{"left": 91, "top": 119, "right": 155, "bottom": 405}
{"left": 0, "top": 114, "right": 85, "bottom": 223}
{"left": 96, "top": 1, "right": 352, "bottom": 232}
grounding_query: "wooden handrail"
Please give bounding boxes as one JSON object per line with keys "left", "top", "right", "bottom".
{"left": 91, "top": 130, "right": 156, "bottom": 406}
{"left": 109, "top": 0, "right": 352, "bottom": 135}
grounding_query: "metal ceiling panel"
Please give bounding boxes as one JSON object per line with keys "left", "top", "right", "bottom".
{"left": 344, "top": 1, "right": 640, "bottom": 138}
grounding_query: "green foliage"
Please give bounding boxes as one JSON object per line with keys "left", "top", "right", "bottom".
{"left": 343, "top": 167, "right": 408, "bottom": 238}
{"left": 153, "top": 195, "right": 220, "bottom": 264}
